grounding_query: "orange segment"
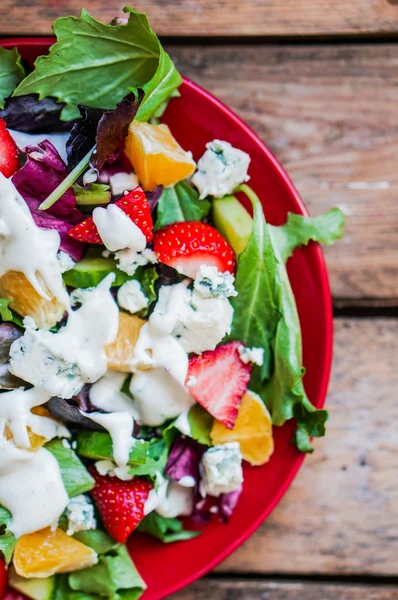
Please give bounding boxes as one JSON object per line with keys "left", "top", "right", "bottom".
{"left": 105, "top": 312, "right": 145, "bottom": 372}
{"left": 5, "top": 408, "right": 58, "bottom": 451}
{"left": 0, "top": 271, "right": 65, "bottom": 330}
{"left": 125, "top": 121, "right": 195, "bottom": 191}
{"left": 14, "top": 527, "right": 98, "bottom": 578}
{"left": 211, "top": 390, "right": 274, "bottom": 466}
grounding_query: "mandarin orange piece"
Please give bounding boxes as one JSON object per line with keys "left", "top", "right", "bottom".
{"left": 211, "top": 390, "right": 274, "bottom": 466}
{"left": 0, "top": 271, "right": 65, "bottom": 330}
{"left": 125, "top": 121, "right": 195, "bottom": 191}
{"left": 13, "top": 527, "right": 98, "bottom": 578}
{"left": 105, "top": 312, "right": 145, "bottom": 372}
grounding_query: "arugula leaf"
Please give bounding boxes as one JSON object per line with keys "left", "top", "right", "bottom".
{"left": 128, "top": 438, "right": 169, "bottom": 479}
{"left": 155, "top": 181, "right": 211, "bottom": 230}
{"left": 45, "top": 439, "right": 95, "bottom": 497}
{"left": 0, "top": 505, "right": 17, "bottom": 563}
{"left": 75, "top": 431, "right": 149, "bottom": 465}
{"left": 270, "top": 208, "right": 345, "bottom": 262}
{"left": 14, "top": 7, "right": 181, "bottom": 123}
{"left": 137, "top": 512, "right": 199, "bottom": 543}
{"left": 68, "top": 544, "right": 145, "bottom": 600}
{"left": 226, "top": 185, "right": 279, "bottom": 380}
{"left": 0, "top": 47, "right": 25, "bottom": 109}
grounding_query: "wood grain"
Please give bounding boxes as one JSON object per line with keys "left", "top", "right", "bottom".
{"left": 167, "top": 43, "right": 398, "bottom": 301}
{"left": 2, "top": 1, "right": 398, "bottom": 37}
{"left": 206, "top": 318, "right": 398, "bottom": 576}
{"left": 172, "top": 579, "right": 398, "bottom": 599}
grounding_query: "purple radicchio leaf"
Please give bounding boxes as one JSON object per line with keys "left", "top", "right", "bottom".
{"left": 146, "top": 186, "right": 163, "bottom": 213}
{"left": 66, "top": 90, "right": 144, "bottom": 172}
{"left": 218, "top": 486, "right": 243, "bottom": 522}
{"left": 165, "top": 436, "right": 206, "bottom": 484}
{"left": 192, "top": 487, "right": 243, "bottom": 524}
{"left": 12, "top": 140, "right": 83, "bottom": 224}
{"left": 0, "top": 363, "right": 26, "bottom": 391}
{"left": 0, "top": 95, "right": 71, "bottom": 134}
{"left": 30, "top": 210, "right": 85, "bottom": 261}
{"left": 0, "top": 323, "right": 22, "bottom": 365}
{"left": 47, "top": 396, "right": 106, "bottom": 431}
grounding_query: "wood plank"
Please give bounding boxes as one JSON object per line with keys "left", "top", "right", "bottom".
{"left": 207, "top": 319, "right": 398, "bottom": 575}
{"left": 172, "top": 579, "right": 398, "bottom": 599}
{"left": 2, "top": 1, "right": 398, "bottom": 37}
{"left": 168, "top": 44, "right": 398, "bottom": 301}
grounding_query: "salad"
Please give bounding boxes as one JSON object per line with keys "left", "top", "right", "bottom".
{"left": 0, "top": 7, "right": 345, "bottom": 600}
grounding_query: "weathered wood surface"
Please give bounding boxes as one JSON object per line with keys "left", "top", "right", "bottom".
{"left": 208, "top": 318, "right": 398, "bottom": 576}
{"left": 168, "top": 43, "right": 398, "bottom": 301}
{"left": 2, "top": 1, "right": 398, "bottom": 37}
{"left": 172, "top": 579, "right": 398, "bottom": 599}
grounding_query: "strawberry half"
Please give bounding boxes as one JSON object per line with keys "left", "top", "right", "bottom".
{"left": 153, "top": 221, "right": 235, "bottom": 278}
{"left": 0, "top": 118, "right": 18, "bottom": 178}
{"left": 89, "top": 467, "right": 152, "bottom": 543}
{"left": 67, "top": 186, "right": 153, "bottom": 244}
{"left": 186, "top": 341, "right": 251, "bottom": 429}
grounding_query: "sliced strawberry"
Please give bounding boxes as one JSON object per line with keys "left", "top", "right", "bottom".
{"left": 0, "top": 558, "right": 7, "bottom": 598}
{"left": 153, "top": 221, "right": 235, "bottom": 278}
{"left": 89, "top": 467, "right": 152, "bottom": 543}
{"left": 186, "top": 341, "right": 251, "bottom": 429}
{"left": 0, "top": 118, "right": 18, "bottom": 178}
{"left": 67, "top": 186, "right": 153, "bottom": 244}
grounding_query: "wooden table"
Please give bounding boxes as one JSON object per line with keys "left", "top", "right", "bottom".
{"left": 2, "top": 2, "right": 397, "bottom": 598}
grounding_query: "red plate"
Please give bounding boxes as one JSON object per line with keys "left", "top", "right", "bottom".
{"left": 1, "top": 39, "right": 333, "bottom": 600}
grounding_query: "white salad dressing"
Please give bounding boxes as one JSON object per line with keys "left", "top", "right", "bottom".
{"left": 92, "top": 204, "right": 146, "bottom": 253}
{"left": 95, "top": 459, "right": 134, "bottom": 482}
{"left": 89, "top": 370, "right": 140, "bottom": 419}
{"left": 109, "top": 172, "right": 139, "bottom": 197}
{"left": 9, "top": 275, "right": 119, "bottom": 398}
{"left": 155, "top": 481, "right": 194, "bottom": 518}
{"left": 117, "top": 280, "right": 148, "bottom": 314}
{"left": 0, "top": 387, "right": 69, "bottom": 448}
{"left": 0, "top": 441, "right": 69, "bottom": 537}
{"left": 0, "top": 173, "right": 68, "bottom": 307}
{"left": 82, "top": 411, "right": 135, "bottom": 467}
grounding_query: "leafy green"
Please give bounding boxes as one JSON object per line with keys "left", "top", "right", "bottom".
{"left": 68, "top": 544, "right": 145, "bottom": 600}
{"left": 155, "top": 181, "right": 211, "bottom": 230}
{"left": 226, "top": 185, "right": 279, "bottom": 381}
{"left": 54, "top": 575, "right": 99, "bottom": 600}
{"left": 73, "top": 530, "right": 119, "bottom": 556}
{"left": 151, "top": 88, "right": 180, "bottom": 121}
{"left": 0, "top": 47, "right": 25, "bottom": 109}
{"left": 134, "top": 266, "right": 159, "bottom": 318}
{"left": 45, "top": 439, "right": 95, "bottom": 497}
{"left": 269, "top": 208, "right": 345, "bottom": 262}
{"left": 128, "top": 437, "right": 169, "bottom": 480}
{"left": 73, "top": 183, "right": 111, "bottom": 207}
{"left": 75, "top": 431, "right": 149, "bottom": 465}
{"left": 137, "top": 513, "right": 199, "bottom": 543}
{"left": 14, "top": 7, "right": 181, "bottom": 123}
{"left": 0, "top": 298, "right": 14, "bottom": 322}
{"left": 0, "top": 505, "right": 17, "bottom": 563}
{"left": 171, "top": 405, "right": 213, "bottom": 446}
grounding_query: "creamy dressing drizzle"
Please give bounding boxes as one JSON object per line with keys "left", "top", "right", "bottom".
{"left": 92, "top": 204, "right": 146, "bottom": 253}
{"left": 89, "top": 370, "right": 140, "bottom": 419}
{"left": 0, "top": 173, "right": 68, "bottom": 307}
{"left": 81, "top": 411, "right": 135, "bottom": 467}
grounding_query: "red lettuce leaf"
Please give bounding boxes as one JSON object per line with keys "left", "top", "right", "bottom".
{"left": 165, "top": 436, "right": 205, "bottom": 484}
{"left": 0, "top": 95, "right": 71, "bottom": 133}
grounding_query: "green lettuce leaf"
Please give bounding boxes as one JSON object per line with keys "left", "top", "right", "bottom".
{"left": 0, "top": 505, "right": 17, "bottom": 563}
{"left": 54, "top": 575, "right": 99, "bottom": 600}
{"left": 171, "top": 404, "right": 213, "bottom": 446}
{"left": 155, "top": 180, "right": 211, "bottom": 230}
{"left": 75, "top": 431, "right": 149, "bottom": 465}
{"left": 73, "top": 529, "right": 119, "bottom": 556}
{"left": 269, "top": 208, "right": 345, "bottom": 262}
{"left": 68, "top": 544, "right": 145, "bottom": 600}
{"left": 45, "top": 439, "right": 95, "bottom": 497}
{"left": 0, "top": 298, "right": 14, "bottom": 322}
{"left": 128, "top": 437, "right": 169, "bottom": 480}
{"left": 0, "top": 47, "right": 25, "bottom": 109}
{"left": 225, "top": 185, "right": 279, "bottom": 381}
{"left": 13, "top": 7, "right": 181, "bottom": 123}
{"left": 134, "top": 266, "right": 159, "bottom": 318}
{"left": 137, "top": 512, "right": 199, "bottom": 543}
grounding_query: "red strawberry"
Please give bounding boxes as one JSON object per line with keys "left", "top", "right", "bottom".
{"left": 153, "top": 221, "right": 235, "bottom": 278}
{"left": 0, "top": 118, "right": 18, "bottom": 177}
{"left": 67, "top": 186, "right": 153, "bottom": 244}
{"left": 89, "top": 467, "right": 152, "bottom": 543}
{"left": 186, "top": 341, "right": 251, "bottom": 429}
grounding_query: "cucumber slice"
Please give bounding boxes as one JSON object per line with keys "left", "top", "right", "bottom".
{"left": 212, "top": 195, "right": 252, "bottom": 255}
{"left": 9, "top": 567, "right": 55, "bottom": 600}
{"left": 63, "top": 257, "right": 129, "bottom": 289}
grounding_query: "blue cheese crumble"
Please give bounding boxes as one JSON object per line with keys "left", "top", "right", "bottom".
{"left": 194, "top": 265, "right": 237, "bottom": 299}
{"left": 192, "top": 140, "right": 250, "bottom": 199}
{"left": 115, "top": 247, "right": 158, "bottom": 276}
{"left": 117, "top": 280, "right": 149, "bottom": 314}
{"left": 66, "top": 494, "right": 96, "bottom": 536}
{"left": 200, "top": 442, "right": 243, "bottom": 497}
{"left": 238, "top": 345, "right": 264, "bottom": 366}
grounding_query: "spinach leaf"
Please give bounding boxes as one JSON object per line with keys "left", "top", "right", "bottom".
{"left": 75, "top": 431, "right": 149, "bottom": 466}
{"left": 68, "top": 544, "right": 145, "bottom": 600}
{"left": 0, "top": 47, "right": 25, "bottom": 109}
{"left": 45, "top": 439, "right": 95, "bottom": 497}
{"left": 137, "top": 512, "right": 199, "bottom": 543}
{"left": 13, "top": 8, "right": 181, "bottom": 123}
{"left": 226, "top": 185, "right": 279, "bottom": 380}
{"left": 269, "top": 208, "right": 345, "bottom": 262}
{"left": 155, "top": 181, "right": 211, "bottom": 229}
{"left": 0, "top": 505, "right": 17, "bottom": 563}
